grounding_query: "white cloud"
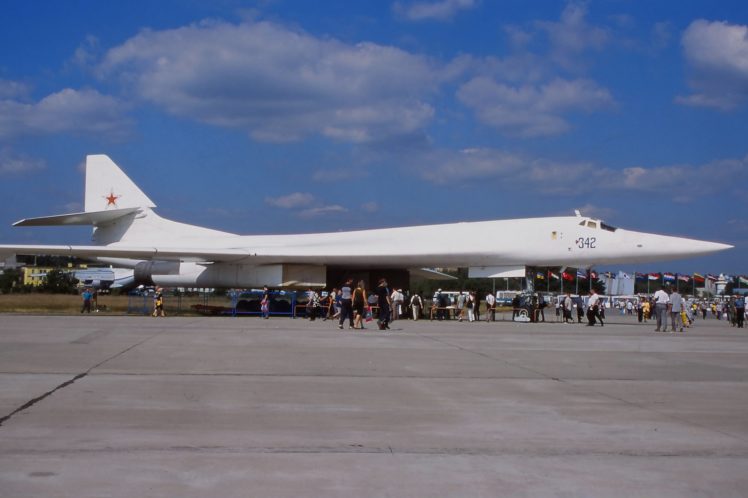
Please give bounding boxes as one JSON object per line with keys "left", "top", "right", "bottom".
{"left": 416, "top": 147, "right": 748, "bottom": 203}
{"left": 299, "top": 205, "right": 348, "bottom": 218}
{"left": 678, "top": 19, "right": 748, "bottom": 110}
{"left": 457, "top": 77, "right": 615, "bottom": 137}
{"left": 394, "top": 0, "right": 477, "bottom": 22}
{"left": 0, "top": 87, "right": 130, "bottom": 139}
{"left": 0, "top": 79, "right": 30, "bottom": 100}
{"left": 98, "top": 20, "right": 439, "bottom": 143}
{"left": 264, "top": 192, "right": 316, "bottom": 209}
{"left": 535, "top": 1, "right": 609, "bottom": 68}
{"left": 361, "top": 201, "right": 379, "bottom": 213}
{"left": 622, "top": 155, "right": 748, "bottom": 201}
{"left": 264, "top": 192, "right": 351, "bottom": 218}
{"left": 0, "top": 148, "right": 46, "bottom": 175}
{"left": 417, "top": 147, "right": 603, "bottom": 193}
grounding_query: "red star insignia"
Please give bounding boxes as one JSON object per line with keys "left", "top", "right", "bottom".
{"left": 104, "top": 191, "right": 120, "bottom": 207}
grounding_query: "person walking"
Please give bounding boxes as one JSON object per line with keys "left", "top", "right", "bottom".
{"left": 325, "top": 288, "right": 337, "bottom": 320}
{"left": 586, "top": 289, "right": 603, "bottom": 326}
{"left": 410, "top": 293, "right": 423, "bottom": 320}
{"left": 735, "top": 295, "right": 745, "bottom": 329}
{"left": 669, "top": 288, "right": 684, "bottom": 332}
{"left": 653, "top": 286, "right": 670, "bottom": 332}
{"left": 260, "top": 285, "right": 271, "bottom": 319}
{"left": 485, "top": 291, "right": 496, "bottom": 322}
{"left": 307, "top": 287, "right": 320, "bottom": 321}
{"left": 352, "top": 280, "right": 367, "bottom": 329}
{"left": 81, "top": 288, "right": 93, "bottom": 314}
{"left": 563, "top": 292, "right": 574, "bottom": 323}
{"left": 152, "top": 287, "right": 165, "bottom": 317}
{"left": 466, "top": 291, "right": 476, "bottom": 322}
{"left": 376, "top": 278, "right": 392, "bottom": 330}
{"left": 338, "top": 279, "right": 354, "bottom": 330}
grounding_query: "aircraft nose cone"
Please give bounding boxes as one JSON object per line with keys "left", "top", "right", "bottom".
{"left": 640, "top": 234, "right": 733, "bottom": 258}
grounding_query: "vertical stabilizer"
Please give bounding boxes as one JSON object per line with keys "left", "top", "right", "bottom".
{"left": 85, "top": 155, "right": 156, "bottom": 212}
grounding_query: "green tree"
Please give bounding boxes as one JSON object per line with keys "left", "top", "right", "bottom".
{"left": 0, "top": 268, "right": 22, "bottom": 293}
{"left": 39, "top": 269, "right": 78, "bottom": 294}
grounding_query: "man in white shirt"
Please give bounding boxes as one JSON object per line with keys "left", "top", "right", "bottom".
{"left": 653, "top": 286, "right": 670, "bottom": 332}
{"left": 586, "top": 289, "right": 603, "bottom": 326}
{"left": 485, "top": 292, "right": 496, "bottom": 322}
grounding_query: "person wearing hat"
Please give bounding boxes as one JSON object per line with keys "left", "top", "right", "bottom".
{"left": 153, "top": 287, "right": 165, "bottom": 317}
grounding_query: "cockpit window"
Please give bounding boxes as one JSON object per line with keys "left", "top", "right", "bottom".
{"left": 578, "top": 219, "right": 617, "bottom": 231}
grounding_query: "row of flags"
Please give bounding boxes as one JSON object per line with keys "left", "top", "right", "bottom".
{"left": 534, "top": 271, "right": 748, "bottom": 286}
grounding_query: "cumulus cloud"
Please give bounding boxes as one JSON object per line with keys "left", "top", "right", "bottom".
{"left": 457, "top": 77, "right": 615, "bottom": 137}
{"left": 0, "top": 148, "right": 46, "bottom": 175}
{"left": 416, "top": 146, "right": 748, "bottom": 203}
{"left": 98, "top": 20, "right": 439, "bottom": 143}
{"left": 535, "top": 1, "right": 609, "bottom": 68}
{"left": 0, "top": 79, "right": 30, "bottom": 100}
{"left": 417, "top": 147, "right": 604, "bottom": 193}
{"left": 264, "top": 191, "right": 350, "bottom": 218}
{"left": 622, "top": 155, "right": 748, "bottom": 201}
{"left": 678, "top": 19, "right": 748, "bottom": 110}
{"left": 394, "top": 0, "right": 477, "bottom": 22}
{"left": 0, "top": 87, "right": 131, "bottom": 139}
{"left": 451, "top": 3, "right": 616, "bottom": 138}
{"left": 264, "top": 192, "right": 315, "bottom": 209}
{"left": 299, "top": 204, "right": 348, "bottom": 218}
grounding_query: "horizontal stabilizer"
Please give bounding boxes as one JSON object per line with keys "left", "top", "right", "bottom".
{"left": 13, "top": 208, "right": 140, "bottom": 227}
{"left": 468, "top": 265, "right": 526, "bottom": 278}
{"left": 410, "top": 268, "right": 458, "bottom": 280}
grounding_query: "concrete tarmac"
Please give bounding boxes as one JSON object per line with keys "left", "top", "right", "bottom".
{"left": 1, "top": 313, "right": 747, "bottom": 497}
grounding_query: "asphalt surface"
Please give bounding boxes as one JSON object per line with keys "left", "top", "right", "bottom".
{"left": 1, "top": 313, "right": 747, "bottom": 497}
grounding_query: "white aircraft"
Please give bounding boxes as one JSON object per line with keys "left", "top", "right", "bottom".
{"left": 0, "top": 155, "right": 733, "bottom": 288}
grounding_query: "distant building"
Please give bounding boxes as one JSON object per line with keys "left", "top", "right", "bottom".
{"left": 22, "top": 264, "right": 89, "bottom": 287}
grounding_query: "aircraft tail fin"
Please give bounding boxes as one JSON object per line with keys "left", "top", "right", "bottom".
{"left": 84, "top": 155, "right": 156, "bottom": 212}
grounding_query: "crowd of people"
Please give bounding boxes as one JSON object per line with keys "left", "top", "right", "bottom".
{"left": 300, "top": 282, "right": 746, "bottom": 332}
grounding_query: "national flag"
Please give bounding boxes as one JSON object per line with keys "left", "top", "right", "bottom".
{"left": 663, "top": 273, "right": 675, "bottom": 281}
{"left": 535, "top": 272, "right": 545, "bottom": 280}
{"left": 648, "top": 273, "right": 660, "bottom": 281}
{"left": 706, "top": 274, "right": 718, "bottom": 281}
{"left": 678, "top": 274, "right": 690, "bottom": 282}
{"left": 577, "top": 270, "right": 587, "bottom": 279}
{"left": 604, "top": 272, "right": 615, "bottom": 279}
{"left": 620, "top": 272, "right": 630, "bottom": 279}
{"left": 562, "top": 271, "right": 574, "bottom": 281}
{"left": 740, "top": 276, "right": 748, "bottom": 286}
{"left": 635, "top": 273, "right": 647, "bottom": 281}
{"left": 548, "top": 271, "right": 560, "bottom": 280}
{"left": 693, "top": 273, "right": 705, "bottom": 283}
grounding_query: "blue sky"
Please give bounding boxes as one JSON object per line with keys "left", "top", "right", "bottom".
{"left": 1, "top": 0, "right": 746, "bottom": 274}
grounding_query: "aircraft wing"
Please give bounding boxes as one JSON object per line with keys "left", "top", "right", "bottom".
{"left": 0, "top": 244, "right": 253, "bottom": 263}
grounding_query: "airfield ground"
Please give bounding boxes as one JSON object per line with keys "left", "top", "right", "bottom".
{"left": 0, "top": 314, "right": 747, "bottom": 497}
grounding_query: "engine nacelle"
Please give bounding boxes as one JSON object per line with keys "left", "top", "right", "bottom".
{"left": 134, "top": 261, "right": 326, "bottom": 288}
